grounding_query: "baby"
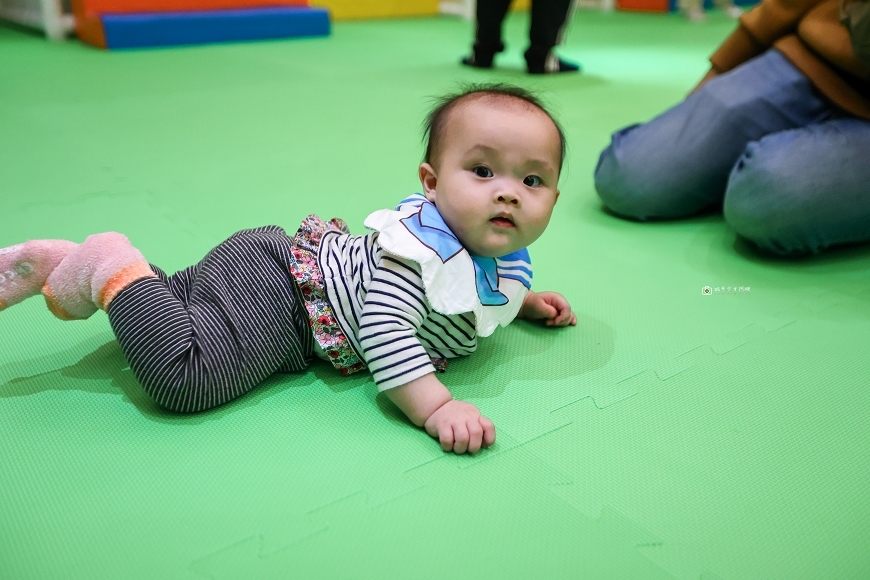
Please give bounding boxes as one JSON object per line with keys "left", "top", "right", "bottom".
{"left": 0, "top": 83, "right": 576, "bottom": 455}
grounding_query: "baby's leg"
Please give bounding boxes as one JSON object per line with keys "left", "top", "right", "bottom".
{"left": 42, "top": 232, "right": 155, "bottom": 320}
{"left": 0, "top": 240, "right": 77, "bottom": 310}
{"left": 106, "top": 226, "right": 313, "bottom": 413}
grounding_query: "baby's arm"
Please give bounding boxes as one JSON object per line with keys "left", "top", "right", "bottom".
{"left": 359, "top": 256, "right": 494, "bottom": 454}
{"left": 517, "top": 290, "right": 577, "bottom": 327}
{"left": 384, "top": 373, "right": 495, "bottom": 454}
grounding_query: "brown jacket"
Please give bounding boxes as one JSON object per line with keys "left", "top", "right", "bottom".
{"left": 704, "top": 0, "right": 870, "bottom": 118}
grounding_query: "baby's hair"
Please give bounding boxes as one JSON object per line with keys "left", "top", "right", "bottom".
{"left": 423, "top": 83, "right": 566, "bottom": 172}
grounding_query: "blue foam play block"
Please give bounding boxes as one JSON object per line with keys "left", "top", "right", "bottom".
{"left": 102, "top": 6, "right": 330, "bottom": 49}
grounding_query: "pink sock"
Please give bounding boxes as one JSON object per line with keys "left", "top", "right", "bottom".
{"left": 0, "top": 240, "right": 77, "bottom": 311}
{"left": 42, "top": 232, "right": 156, "bottom": 320}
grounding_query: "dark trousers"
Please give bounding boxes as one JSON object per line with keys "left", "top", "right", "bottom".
{"left": 108, "top": 226, "right": 312, "bottom": 413}
{"left": 474, "top": 0, "right": 574, "bottom": 60}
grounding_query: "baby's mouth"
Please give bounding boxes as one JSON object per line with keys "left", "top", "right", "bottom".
{"left": 490, "top": 216, "right": 515, "bottom": 228}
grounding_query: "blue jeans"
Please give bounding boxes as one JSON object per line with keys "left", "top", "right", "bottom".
{"left": 594, "top": 49, "right": 870, "bottom": 255}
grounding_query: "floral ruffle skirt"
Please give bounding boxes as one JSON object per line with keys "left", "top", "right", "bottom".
{"left": 287, "top": 215, "right": 366, "bottom": 376}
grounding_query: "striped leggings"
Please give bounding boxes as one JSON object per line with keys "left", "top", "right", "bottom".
{"left": 107, "top": 226, "right": 313, "bottom": 413}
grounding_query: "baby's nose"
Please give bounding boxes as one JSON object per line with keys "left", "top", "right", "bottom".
{"left": 496, "top": 190, "right": 520, "bottom": 205}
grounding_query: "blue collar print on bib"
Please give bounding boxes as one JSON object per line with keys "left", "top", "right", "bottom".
{"left": 397, "top": 198, "right": 532, "bottom": 306}
{"left": 364, "top": 194, "right": 532, "bottom": 337}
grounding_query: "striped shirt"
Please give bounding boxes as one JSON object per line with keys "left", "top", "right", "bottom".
{"left": 318, "top": 230, "right": 477, "bottom": 391}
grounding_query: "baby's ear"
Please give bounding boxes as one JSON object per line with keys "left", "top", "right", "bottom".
{"left": 418, "top": 163, "right": 438, "bottom": 202}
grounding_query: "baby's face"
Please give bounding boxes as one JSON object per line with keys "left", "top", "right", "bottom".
{"left": 419, "top": 98, "right": 561, "bottom": 258}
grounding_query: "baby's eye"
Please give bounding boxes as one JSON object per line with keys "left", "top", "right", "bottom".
{"left": 472, "top": 166, "right": 493, "bottom": 178}
{"left": 524, "top": 175, "right": 543, "bottom": 187}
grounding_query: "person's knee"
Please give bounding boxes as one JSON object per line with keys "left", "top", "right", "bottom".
{"left": 153, "top": 391, "right": 196, "bottom": 414}
{"left": 137, "top": 364, "right": 232, "bottom": 413}
{"left": 149, "top": 379, "right": 228, "bottom": 414}
{"left": 594, "top": 137, "right": 646, "bottom": 219}
{"left": 723, "top": 140, "right": 815, "bottom": 255}
{"left": 594, "top": 120, "right": 728, "bottom": 220}
{"left": 141, "top": 376, "right": 196, "bottom": 413}
{"left": 594, "top": 126, "right": 682, "bottom": 220}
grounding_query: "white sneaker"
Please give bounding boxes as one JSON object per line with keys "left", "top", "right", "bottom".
{"left": 724, "top": 4, "right": 743, "bottom": 17}
{"left": 684, "top": 6, "right": 707, "bottom": 21}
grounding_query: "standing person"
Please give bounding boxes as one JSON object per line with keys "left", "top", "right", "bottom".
{"left": 462, "top": 0, "right": 581, "bottom": 74}
{"left": 594, "top": 0, "right": 870, "bottom": 256}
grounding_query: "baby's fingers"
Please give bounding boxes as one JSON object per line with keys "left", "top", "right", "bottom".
{"left": 452, "top": 422, "right": 470, "bottom": 454}
{"left": 540, "top": 302, "right": 559, "bottom": 320}
{"left": 439, "top": 424, "right": 455, "bottom": 452}
{"left": 465, "top": 419, "right": 484, "bottom": 454}
{"left": 480, "top": 416, "right": 496, "bottom": 448}
{"left": 546, "top": 312, "right": 569, "bottom": 326}
{"left": 549, "top": 304, "right": 575, "bottom": 327}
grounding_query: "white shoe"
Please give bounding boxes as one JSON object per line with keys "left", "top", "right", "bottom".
{"left": 684, "top": 6, "right": 707, "bottom": 21}
{"left": 724, "top": 4, "right": 743, "bottom": 17}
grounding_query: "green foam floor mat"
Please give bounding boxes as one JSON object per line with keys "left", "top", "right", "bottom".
{"left": 2, "top": 9, "right": 869, "bottom": 580}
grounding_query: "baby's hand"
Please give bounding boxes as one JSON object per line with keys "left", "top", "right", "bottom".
{"left": 423, "top": 400, "right": 496, "bottom": 454}
{"left": 519, "top": 291, "right": 577, "bottom": 327}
